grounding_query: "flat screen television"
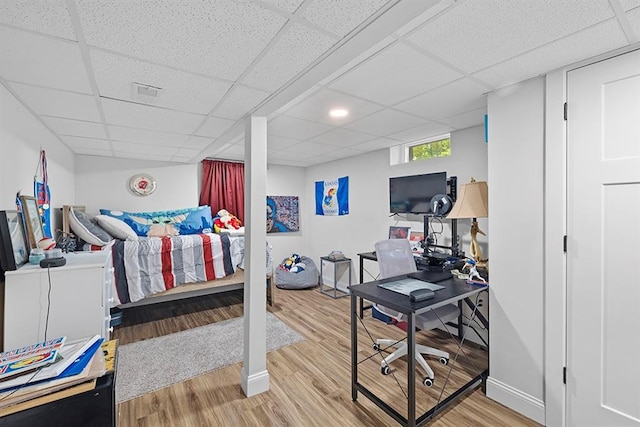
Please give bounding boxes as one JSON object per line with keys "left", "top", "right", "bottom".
{"left": 389, "top": 171, "right": 447, "bottom": 214}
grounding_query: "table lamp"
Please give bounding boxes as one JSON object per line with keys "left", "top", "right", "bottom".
{"left": 447, "top": 178, "right": 489, "bottom": 269}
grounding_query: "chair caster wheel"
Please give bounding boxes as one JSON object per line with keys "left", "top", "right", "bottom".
{"left": 373, "top": 343, "right": 380, "bottom": 351}
{"left": 423, "top": 377, "right": 434, "bottom": 387}
{"left": 439, "top": 357, "right": 449, "bottom": 365}
{"left": 381, "top": 365, "right": 391, "bottom": 375}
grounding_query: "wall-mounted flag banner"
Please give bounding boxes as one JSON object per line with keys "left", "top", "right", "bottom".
{"left": 315, "top": 176, "right": 349, "bottom": 216}
{"left": 34, "top": 149, "right": 52, "bottom": 238}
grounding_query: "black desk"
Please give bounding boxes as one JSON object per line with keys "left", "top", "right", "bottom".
{"left": 356, "top": 251, "right": 378, "bottom": 317}
{"left": 349, "top": 271, "right": 488, "bottom": 427}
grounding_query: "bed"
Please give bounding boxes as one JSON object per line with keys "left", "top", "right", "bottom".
{"left": 61, "top": 205, "right": 274, "bottom": 309}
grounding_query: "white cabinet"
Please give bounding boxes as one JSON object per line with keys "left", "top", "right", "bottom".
{"left": 4, "top": 251, "right": 112, "bottom": 350}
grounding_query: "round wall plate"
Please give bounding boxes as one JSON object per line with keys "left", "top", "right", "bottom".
{"left": 129, "top": 174, "right": 156, "bottom": 196}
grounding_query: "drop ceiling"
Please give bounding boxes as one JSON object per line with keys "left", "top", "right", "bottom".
{"left": 1, "top": 0, "right": 639, "bottom": 167}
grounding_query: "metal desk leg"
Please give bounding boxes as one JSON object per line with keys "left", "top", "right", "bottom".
{"left": 351, "top": 293, "right": 358, "bottom": 401}
{"left": 359, "top": 256, "right": 365, "bottom": 318}
{"left": 408, "top": 312, "right": 416, "bottom": 427}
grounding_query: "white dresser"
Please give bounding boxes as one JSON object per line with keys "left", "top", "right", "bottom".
{"left": 3, "top": 251, "right": 113, "bottom": 350}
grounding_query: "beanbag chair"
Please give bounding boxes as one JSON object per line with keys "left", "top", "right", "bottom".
{"left": 275, "top": 255, "right": 319, "bottom": 289}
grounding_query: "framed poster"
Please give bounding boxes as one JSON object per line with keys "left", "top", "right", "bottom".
{"left": 19, "top": 195, "right": 45, "bottom": 249}
{"left": 267, "top": 196, "right": 299, "bottom": 233}
{"left": 0, "top": 210, "right": 29, "bottom": 271}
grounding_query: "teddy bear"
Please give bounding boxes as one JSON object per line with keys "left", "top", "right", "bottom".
{"left": 214, "top": 209, "right": 242, "bottom": 233}
{"left": 280, "top": 253, "right": 306, "bottom": 273}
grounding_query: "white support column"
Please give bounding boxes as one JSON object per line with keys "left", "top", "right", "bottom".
{"left": 241, "top": 115, "right": 269, "bottom": 397}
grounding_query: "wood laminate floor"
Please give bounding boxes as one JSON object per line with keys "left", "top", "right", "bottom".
{"left": 113, "top": 286, "right": 542, "bottom": 427}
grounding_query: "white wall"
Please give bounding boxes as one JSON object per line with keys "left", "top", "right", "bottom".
{"left": 486, "top": 78, "right": 545, "bottom": 424}
{"left": 74, "top": 155, "right": 199, "bottom": 214}
{"left": 304, "top": 125, "right": 488, "bottom": 280}
{"left": 0, "top": 85, "right": 75, "bottom": 235}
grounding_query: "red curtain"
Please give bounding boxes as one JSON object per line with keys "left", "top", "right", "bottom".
{"left": 199, "top": 160, "right": 245, "bottom": 223}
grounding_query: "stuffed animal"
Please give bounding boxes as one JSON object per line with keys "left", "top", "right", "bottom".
{"left": 280, "top": 253, "right": 306, "bottom": 273}
{"left": 214, "top": 209, "right": 242, "bottom": 232}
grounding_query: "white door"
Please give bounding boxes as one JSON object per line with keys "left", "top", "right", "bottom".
{"left": 567, "top": 49, "right": 640, "bottom": 426}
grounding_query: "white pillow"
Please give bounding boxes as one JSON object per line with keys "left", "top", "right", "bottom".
{"left": 95, "top": 215, "right": 138, "bottom": 241}
{"left": 68, "top": 208, "right": 113, "bottom": 246}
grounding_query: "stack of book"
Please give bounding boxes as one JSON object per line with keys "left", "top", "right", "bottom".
{"left": 0, "top": 335, "right": 106, "bottom": 411}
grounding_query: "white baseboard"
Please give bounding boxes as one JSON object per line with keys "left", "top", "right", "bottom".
{"left": 241, "top": 368, "right": 270, "bottom": 397}
{"left": 486, "top": 376, "right": 545, "bottom": 425}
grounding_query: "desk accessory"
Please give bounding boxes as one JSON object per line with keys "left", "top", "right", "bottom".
{"left": 409, "top": 288, "right": 434, "bottom": 302}
{"left": 40, "top": 257, "right": 66, "bottom": 268}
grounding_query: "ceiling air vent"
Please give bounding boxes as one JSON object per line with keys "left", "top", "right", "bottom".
{"left": 131, "top": 82, "right": 162, "bottom": 104}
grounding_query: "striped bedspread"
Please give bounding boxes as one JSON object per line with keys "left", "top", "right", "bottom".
{"left": 110, "top": 233, "right": 237, "bottom": 305}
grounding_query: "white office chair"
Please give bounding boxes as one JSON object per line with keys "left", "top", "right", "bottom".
{"left": 372, "top": 239, "right": 460, "bottom": 387}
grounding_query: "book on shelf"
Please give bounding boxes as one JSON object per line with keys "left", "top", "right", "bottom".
{"left": 0, "top": 335, "right": 101, "bottom": 392}
{"left": 0, "top": 337, "right": 67, "bottom": 382}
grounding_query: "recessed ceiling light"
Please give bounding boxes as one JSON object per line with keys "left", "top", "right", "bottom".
{"left": 329, "top": 109, "right": 349, "bottom": 118}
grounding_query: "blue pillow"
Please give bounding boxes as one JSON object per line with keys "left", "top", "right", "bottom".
{"left": 99, "top": 206, "right": 213, "bottom": 237}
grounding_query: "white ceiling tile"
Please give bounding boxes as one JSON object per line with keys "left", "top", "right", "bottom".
{"left": 407, "top": 0, "right": 615, "bottom": 73}
{"left": 624, "top": 7, "right": 640, "bottom": 38}
{"left": 438, "top": 107, "right": 486, "bottom": 130}
{"left": 219, "top": 143, "right": 245, "bottom": 156}
{"left": 621, "top": 0, "right": 640, "bottom": 10}
{"left": 394, "top": 78, "right": 488, "bottom": 120}
{"left": 282, "top": 88, "right": 384, "bottom": 125}
{"left": 174, "top": 147, "right": 201, "bottom": 158}
{"left": 196, "top": 116, "right": 236, "bottom": 138}
{"left": 300, "top": 153, "right": 341, "bottom": 165}
{"left": 73, "top": 147, "right": 112, "bottom": 156}
{"left": 473, "top": 19, "right": 629, "bottom": 89}
{"left": 60, "top": 135, "right": 111, "bottom": 151}
{"left": 309, "top": 128, "right": 374, "bottom": 147}
{"left": 42, "top": 116, "right": 107, "bottom": 138}
{"left": 109, "top": 125, "right": 188, "bottom": 147}
{"left": 268, "top": 115, "right": 333, "bottom": 139}
{"left": 114, "top": 151, "right": 175, "bottom": 162}
{"left": 91, "top": 50, "right": 232, "bottom": 115}
{"left": 0, "top": 27, "right": 92, "bottom": 93}
{"left": 267, "top": 148, "right": 308, "bottom": 162}
{"left": 0, "top": 0, "right": 76, "bottom": 40}
{"left": 266, "top": 134, "right": 301, "bottom": 150}
{"left": 77, "top": 0, "right": 287, "bottom": 80}
{"left": 328, "top": 147, "right": 370, "bottom": 161}
{"left": 213, "top": 85, "right": 271, "bottom": 120}
{"left": 344, "top": 109, "right": 427, "bottom": 137}
{"left": 302, "top": 0, "right": 388, "bottom": 37}
{"left": 171, "top": 157, "right": 191, "bottom": 163}
{"left": 329, "top": 42, "right": 462, "bottom": 105}
{"left": 284, "top": 141, "right": 340, "bottom": 156}
{"left": 9, "top": 82, "right": 100, "bottom": 122}
{"left": 260, "top": 0, "right": 304, "bottom": 14}
{"left": 242, "top": 23, "right": 337, "bottom": 91}
{"left": 102, "top": 98, "right": 204, "bottom": 134}
{"left": 112, "top": 141, "right": 178, "bottom": 156}
{"left": 352, "top": 137, "right": 402, "bottom": 151}
{"left": 388, "top": 122, "right": 453, "bottom": 143}
{"left": 183, "top": 136, "right": 213, "bottom": 150}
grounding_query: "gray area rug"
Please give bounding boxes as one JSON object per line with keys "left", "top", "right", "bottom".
{"left": 116, "top": 312, "right": 304, "bottom": 402}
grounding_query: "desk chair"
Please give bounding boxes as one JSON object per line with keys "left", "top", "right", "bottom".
{"left": 372, "top": 239, "right": 460, "bottom": 387}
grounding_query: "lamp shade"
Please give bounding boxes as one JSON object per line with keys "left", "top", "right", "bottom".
{"left": 447, "top": 179, "right": 488, "bottom": 219}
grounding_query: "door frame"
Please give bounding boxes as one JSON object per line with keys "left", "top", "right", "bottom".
{"left": 543, "top": 44, "right": 640, "bottom": 427}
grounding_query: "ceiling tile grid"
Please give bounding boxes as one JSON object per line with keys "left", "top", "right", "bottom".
{"left": 242, "top": 22, "right": 338, "bottom": 91}
{"left": 343, "top": 108, "right": 429, "bottom": 137}
{"left": 90, "top": 50, "right": 232, "bottom": 115}
{"left": 101, "top": 98, "right": 204, "bottom": 134}
{"left": 108, "top": 125, "right": 189, "bottom": 147}
{"left": 76, "top": 0, "right": 288, "bottom": 81}
{"left": 267, "top": 115, "right": 334, "bottom": 140}
{"left": 329, "top": 42, "right": 463, "bottom": 105}
{"left": 60, "top": 135, "right": 111, "bottom": 151}
{"left": 211, "top": 84, "right": 272, "bottom": 120}
{"left": 41, "top": 116, "right": 107, "bottom": 139}
{"left": 0, "top": 26, "right": 92, "bottom": 93}
{"left": 301, "top": 0, "right": 389, "bottom": 37}
{"left": 407, "top": 0, "right": 616, "bottom": 73}
{"left": 195, "top": 116, "right": 236, "bottom": 138}
{"left": 9, "top": 82, "right": 101, "bottom": 122}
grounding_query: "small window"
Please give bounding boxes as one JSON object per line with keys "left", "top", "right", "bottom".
{"left": 407, "top": 135, "right": 451, "bottom": 161}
